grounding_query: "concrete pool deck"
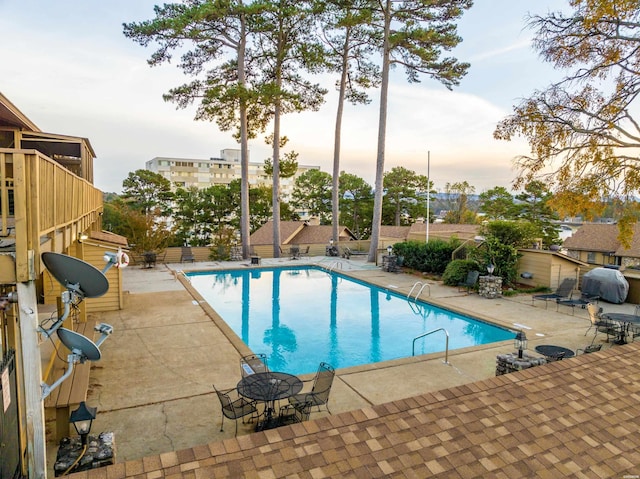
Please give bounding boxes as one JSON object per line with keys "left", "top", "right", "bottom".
{"left": 48, "top": 256, "right": 640, "bottom": 476}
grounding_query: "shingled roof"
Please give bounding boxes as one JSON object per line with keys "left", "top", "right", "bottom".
{"left": 250, "top": 221, "right": 357, "bottom": 246}
{"left": 70, "top": 342, "right": 640, "bottom": 478}
{"left": 563, "top": 223, "right": 624, "bottom": 253}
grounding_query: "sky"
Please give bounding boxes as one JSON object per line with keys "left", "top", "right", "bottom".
{"left": 0, "top": 0, "right": 568, "bottom": 194}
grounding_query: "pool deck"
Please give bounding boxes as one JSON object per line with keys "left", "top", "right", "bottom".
{"left": 50, "top": 256, "right": 640, "bottom": 476}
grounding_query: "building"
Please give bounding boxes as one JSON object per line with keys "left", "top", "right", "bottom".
{"left": 0, "top": 92, "right": 124, "bottom": 478}
{"left": 145, "top": 149, "right": 320, "bottom": 205}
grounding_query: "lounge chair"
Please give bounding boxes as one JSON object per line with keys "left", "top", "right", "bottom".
{"left": 557, "top": 280, "right": 601, "bottom": 314}
{"left": 458, "top": 271, "right": 480, "bottom": 294}
{"left": 576, "top": 343, "right": 603, "bottom": 355}
{"left": 180, "top": 246, "right": 195, "bottom": 263}
{"left": 288, "top": 362, "right": 335, "bottom": 415}
{"left": 299, "top": 245, "right": 310, "bottom": 258}
{"left": 532, "top": 278, "right": 576, "bottom": 308}
{"left": 240, "top": 353, "right": 268, "bottom": 377}
{"left": 213, "top": 385, "right": 258, "bottom": 436}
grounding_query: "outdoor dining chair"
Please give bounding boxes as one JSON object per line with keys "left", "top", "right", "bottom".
{"left": 457, "top": 271, "right": 480, "bottom": 294}
{"left": 278, "top": 400, "right": 312, "bottom": 426}
{"left": 240, "top": 353, "right": 269, "bottom": 377}
{"left": 288, "top": 362, "right": 335, "bottom": 415}
{"left": 585, "top": 303, "right": 620, "bottom": 342}
{"left": 213, "top": 384, "right": 258, "bottom": 436}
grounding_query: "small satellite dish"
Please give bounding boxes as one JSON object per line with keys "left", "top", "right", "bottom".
{"left": 42, "top": 252, "right": 109, "bottom": 298}
{"left": 57, "top": 327, "right": 101, "bottom": 362}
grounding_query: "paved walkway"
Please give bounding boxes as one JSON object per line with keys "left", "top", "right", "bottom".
{"left": 47, "top": 257, "right": 640, "bottom": 477}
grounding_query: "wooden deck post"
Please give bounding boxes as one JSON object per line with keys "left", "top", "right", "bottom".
{"left": 17, "top": 280, "right": 47, "bottom": 478}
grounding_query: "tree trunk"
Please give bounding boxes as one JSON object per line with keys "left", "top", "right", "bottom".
{"left": 368, "top": 0, "right": 391, "bottom": 263}
{"left": 332, "top": 30, "right": 351, "bottom": 246}
{"left": 238, "top": 9, "right": 251, "bottom": 259}
{"left": 272, "top": 100, "right": 282, "bottom": 258}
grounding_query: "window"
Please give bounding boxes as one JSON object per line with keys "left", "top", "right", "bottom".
{"left": 587, "top": 252, "right": 596, "bottom": 264}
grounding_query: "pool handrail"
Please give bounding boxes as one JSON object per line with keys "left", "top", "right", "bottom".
{"left": 328, "top": 261, "right": 343, "bottom": 272}
{"left": 408, "top": 281, "right": 430, "bottom": 299}
{"left": 412, "top": 327, "right": 449, "bottom": 364}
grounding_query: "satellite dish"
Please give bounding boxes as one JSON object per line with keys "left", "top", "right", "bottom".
{"left": 57, "top": 327, "right": 102, "bottom": 362}
{"left": 42, "top": 252, "right": 109, "bottom": 298}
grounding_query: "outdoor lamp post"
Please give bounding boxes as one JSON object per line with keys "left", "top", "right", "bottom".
{"left": 69, "top": 401, "right": 97, "bottom": 445}
{"left": 514, "top": 331, "right": 528, "bottom": 359}
{"left": 387, "top": 245, "right": 393, "bottom": 256}
{"left": 487, "top": 263, "right": 495, "bottom": 276}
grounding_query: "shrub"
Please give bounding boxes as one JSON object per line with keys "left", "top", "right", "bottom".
{"left": 442, "top": 259, "right": 480, "bottom": 286}
{"left": 393, "top": 239, "right": 461, "bottom": 274}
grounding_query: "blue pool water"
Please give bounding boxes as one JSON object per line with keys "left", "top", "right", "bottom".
{"left": 187, "top": 266, "right": 514, "bottom": 375}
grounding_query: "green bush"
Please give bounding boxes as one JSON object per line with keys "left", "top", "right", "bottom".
{"left": 442, "top": 259, "right": 480, "bottom": 286}
{"left": 392, "top": 239, "right": 460, "bottom": 274}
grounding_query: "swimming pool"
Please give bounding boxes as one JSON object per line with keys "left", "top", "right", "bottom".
{"left": 187, "top": 266, "right": 514, "bottom": 375}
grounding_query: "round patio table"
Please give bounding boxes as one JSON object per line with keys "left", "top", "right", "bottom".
{"left": 237, "top": 372, "right": 302, "bottom": 431}
{"left": 535, "top": 344, "right": 575, "bottom": 361}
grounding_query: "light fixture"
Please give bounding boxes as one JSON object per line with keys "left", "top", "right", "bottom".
{"left": 78, "top": 233, "right": 88, "bottom": 243}
{"left": 487, "top": 263, "right": 495, "bottom": 275}
{"left": 69, "top": 401, "right": 97, "bottom": 445}
{"left": 387, "top": 245, "right": 393, "bottom": 255}
{"left": 102, "top": 252, "right": 118, "bottom": 273}
{"left": 514, "top": 331, "right": 527, "bottom": 359}
{"left": 330, "top": 238, "right": 334, "bottom": 246}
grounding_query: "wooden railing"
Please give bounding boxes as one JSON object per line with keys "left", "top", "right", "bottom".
{"left": 0, "top": 149, "right": 103, "bottom": 282}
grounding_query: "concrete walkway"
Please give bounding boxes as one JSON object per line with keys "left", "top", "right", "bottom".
{"left": 46, "top": 257, "right": 635, "bottom": 474}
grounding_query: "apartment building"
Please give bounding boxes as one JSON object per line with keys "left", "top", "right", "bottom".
{"left": 145, "top": 148, "right": 320, "bottom": 200}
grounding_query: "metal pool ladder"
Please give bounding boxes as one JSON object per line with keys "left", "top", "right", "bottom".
{"left": 408, "top": 281, "right": 430, "bottom": 299}
{"left": 328, "top": 261, "right": 343, "bottom": 272}
{"left": 412, "top": 328, "right": 449, "bottom": 364}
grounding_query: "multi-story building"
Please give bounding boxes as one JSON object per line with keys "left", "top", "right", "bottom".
{"left": 145, "top": 149, "right": 320, "bottom": 201}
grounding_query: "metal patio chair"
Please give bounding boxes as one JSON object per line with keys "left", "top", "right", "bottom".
{"left": 288, "top": 362, "right": 335, "bottom": 415}
{"left": 213, "top": 384, "right": 257, "bottom": 436}
{"left": 240, "top": 353, "right": 269, "bottom": 377}
{"left": 457, "top": 270, "right": 480, "bottom": 294}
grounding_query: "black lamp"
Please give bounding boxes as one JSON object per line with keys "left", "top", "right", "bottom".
{"left": 69, "top": 401, "right": 97, "bottom": 445}
{"left": 514, "top": 331, "right": 528, "bottom": 359}
{"left": 330, "top": 239, "right": 334, "bottom": 246}
{"left": 487, "top": 263, "right": 495, "bottom": 275}
{"left": 387, "top": 245, "right": 393, "bottom": 255}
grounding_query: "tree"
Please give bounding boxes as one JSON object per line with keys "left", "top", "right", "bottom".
{"left": 493, "top": 2, "right": 640, "bottom": 244}
{"left": 123, "top": 0, "right": 269, "bottom": 259}
{"left": 339, "top": 172, "right": 374, "bottom": 239}
{"left": 478, "top": 186, "right": 516, "bottom": 220}
{"left": 172, "top": 186, "right": 212, "bottom": 246}
{"left": 515, "top": 180, "right": 560, "bottom": 247}
{"left": 382, "top": 166, "right": 429, "bottom": 226}
{"left": 252, "top": 0, "right": 327, "bottom": 257}
{"left": 291, "top": 170, "right": 333, "bottom": 223}
{"left": 317, "top": 0, "right": 380, "bottom": 244}
{"left": 442, "top": 180, "right": 476, "bottom": 224}
{"left": 121, "top": 169, "right": 173, "bottom": 215}
{"left": 367, "top": 0, "right": 473, "bottom": 262}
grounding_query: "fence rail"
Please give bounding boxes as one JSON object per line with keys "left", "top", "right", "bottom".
{"left": 0, "top": 149, "right": 103, "bottom": 282}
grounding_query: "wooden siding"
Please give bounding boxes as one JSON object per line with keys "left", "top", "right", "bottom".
{"left": 1, "top": 149, "right": 102, "bottom": 282}
{"left": 517, "top": 250, "right": 581, "bottom": 289}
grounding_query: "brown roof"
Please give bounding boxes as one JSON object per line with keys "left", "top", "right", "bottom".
{"left": 250, "top": 221, "right": 305, "bottom": 245}
{"left": 70, "top": 342, "right": 640, "bottom": 478}
{"left": 562, "top": 223, "right": 622, "bottom": 253}
{"left": 615, "top": 223, "right": 640, "bottom": 258}
{"left": 250, "top": 221, "right": 356, "bottom": 246}
{"left": 379, "top": 225, "right": 411, "bottom": 239}
{"left": 89, "top": 230, "right": 128, "bottom": 247}
{"left": 410, "top": 223, "right": 480, "bottom": 238}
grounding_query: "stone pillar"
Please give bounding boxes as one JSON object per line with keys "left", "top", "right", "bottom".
{"left": 479, "top": 275, "right": 502, "bottom": 299}
{"left": 495, "top": 352, "right": 546, "bottom": 375}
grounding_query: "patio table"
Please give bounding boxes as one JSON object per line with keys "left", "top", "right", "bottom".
{"left": 237, "top": 371, "right": 302, "bottom": 431}
{"left": 535, "top": 344, "right": 575, "bottom": 361}
{"left": 601, "top": 313, "right": 640, "bottom": 344}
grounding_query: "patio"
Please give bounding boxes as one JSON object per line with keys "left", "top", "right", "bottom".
{"left": 52, "top": 257, "right": 640, "bottom": 477}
